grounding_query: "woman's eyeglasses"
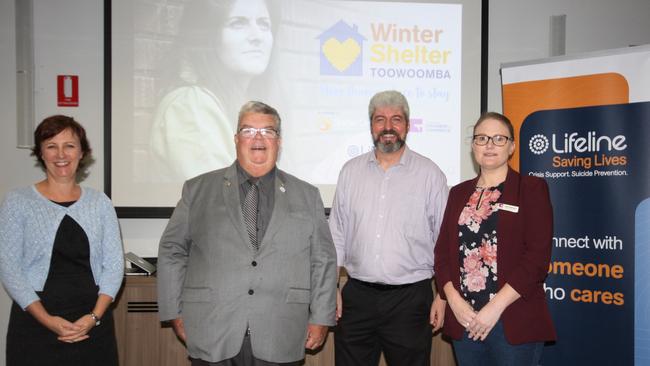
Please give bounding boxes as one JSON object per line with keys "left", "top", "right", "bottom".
{"left": 472, "top": 134, "right": 512, "bottom": 146}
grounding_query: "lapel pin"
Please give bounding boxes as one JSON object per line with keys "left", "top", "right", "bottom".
{"left": 224, "top": 179, "right": 231, "bottom": 186}
{"left": 279, "top": 185, "right": 286, "bottom": 193}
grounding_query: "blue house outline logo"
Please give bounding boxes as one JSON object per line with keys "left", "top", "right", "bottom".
{"left": 317, "top": 20, "right": 366, "bottom": 76}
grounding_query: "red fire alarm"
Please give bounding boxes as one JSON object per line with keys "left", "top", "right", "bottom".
{"left": 57, "top": 75, "right": 79, "bottom": 107}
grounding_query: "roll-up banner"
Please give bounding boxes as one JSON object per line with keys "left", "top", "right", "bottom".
{"left": 501, "top": 45, "right": 650, "bottom": 365}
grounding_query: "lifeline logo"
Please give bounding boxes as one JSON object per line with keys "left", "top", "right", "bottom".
{"left": 529, "top": 134, "right": 549, "bottom": 155}
{"left": 528, "top": 132, "right": 628, "bottom": 155}
{"left": 318, "top": 20, "right": 365, "bottom": 76}
{"left": 527, "top": 131, "right": 629, "bottom": 171}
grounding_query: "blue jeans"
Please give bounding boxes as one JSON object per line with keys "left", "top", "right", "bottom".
{"left": 452, "top": 321, "right": 543, "bottom": 366}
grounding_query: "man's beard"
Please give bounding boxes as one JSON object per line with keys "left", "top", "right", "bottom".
{"left": 374, "top": 129, "right": 406, "bottom": 153}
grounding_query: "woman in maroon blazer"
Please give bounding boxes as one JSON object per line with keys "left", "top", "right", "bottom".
{"left": 434, "top": 112, "right": 556, "bottom": 366}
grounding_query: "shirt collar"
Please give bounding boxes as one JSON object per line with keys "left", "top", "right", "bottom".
{"left": 236, "top": 161, "right": 276, "bottom": 187}
{"left": 367, "top": 145, "right": 412, "bottom": 168}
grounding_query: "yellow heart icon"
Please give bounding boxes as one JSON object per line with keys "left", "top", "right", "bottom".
{"left": 322, "top": 38, "right": 361, "bottom": 72}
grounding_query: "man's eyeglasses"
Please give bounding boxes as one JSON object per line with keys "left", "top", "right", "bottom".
{"left": 238, "top": 127, "right": 280, "bottom": 139}
{"left": 472, "top": 134, "right": 512, "bottom": 146}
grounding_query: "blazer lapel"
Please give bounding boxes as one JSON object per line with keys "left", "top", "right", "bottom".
{"left": 259, "top": 170, "right": 288, "bottom": 249}
{"left": 455, "top": 176, "right": 480, "bottom": 223}
{"left": 497, "top": 168, "right": 521, "bottom": 254}
{"left": 223, "top": 164, "right": 253, "bottom": 250}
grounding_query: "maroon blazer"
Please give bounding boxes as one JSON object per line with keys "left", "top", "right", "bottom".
{"left": 434, "top": 168, "right": 556, "bottom": 344}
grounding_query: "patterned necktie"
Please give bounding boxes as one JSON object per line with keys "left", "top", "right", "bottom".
{"left": 243, "top": 180, "right": 259, "bottom": 250}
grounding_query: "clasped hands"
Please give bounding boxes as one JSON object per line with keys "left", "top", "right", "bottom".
{"left": 448, "top": 294, "right": 502, "bottom": 341}
{"left": 48, "top": 314, "right": 96, "bottom": 343}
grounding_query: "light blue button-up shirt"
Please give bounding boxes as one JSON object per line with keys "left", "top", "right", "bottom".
{"left": 329, "top": 146, "right": 448, "bottom": 284}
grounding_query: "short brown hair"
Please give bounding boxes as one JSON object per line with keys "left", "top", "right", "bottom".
{"left": 31, "top": 115, "right": 92, "bottom": 171}
{"left": 473, "top": 112, "right": 515, "bottom": 141}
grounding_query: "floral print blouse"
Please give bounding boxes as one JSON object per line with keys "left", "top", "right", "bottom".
{"left": 457, "top": 184, "right": 503, "bottom": 310}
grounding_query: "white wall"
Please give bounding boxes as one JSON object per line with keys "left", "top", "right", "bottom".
{"left": 0, "top": 1, "right": 39, "bottom": 361}
{"left": 487, "top": 0, "right": 650, "bottom": 111}
{"left": 0, "top": 0, "right": 104, "bottom": 188}
{"left": 1, "top": 0, "right": 649, "bottom": 364}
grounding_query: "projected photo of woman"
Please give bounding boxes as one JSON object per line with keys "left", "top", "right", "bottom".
{"left": 150, "top": 0, "right": 277, "bottom": 181}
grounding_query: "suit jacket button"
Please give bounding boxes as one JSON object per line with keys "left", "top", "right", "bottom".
{"left": 248, "top": 289, "right": 254, "bottom": 295}
{"left": 251, "top": 261, "right": 257, "bottom": 267}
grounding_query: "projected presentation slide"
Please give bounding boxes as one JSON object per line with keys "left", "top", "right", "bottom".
{"left": 112, "top": 0, "right": 472, "bottom": 208}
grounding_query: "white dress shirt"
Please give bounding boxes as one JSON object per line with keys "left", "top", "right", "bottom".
{"left": 329, "top": 146, "right": 449, "bottom": 284}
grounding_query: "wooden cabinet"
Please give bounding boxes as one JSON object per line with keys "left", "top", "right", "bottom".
{"left": 113, "top": 276, "right": 456, "bottom": 366}
{"left": 113, "top": 276, "right": 190, "bottom": 366}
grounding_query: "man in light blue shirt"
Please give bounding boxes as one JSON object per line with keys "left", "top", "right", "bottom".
{"left": 329, "top": 90, "right": 449, "bottom": 366}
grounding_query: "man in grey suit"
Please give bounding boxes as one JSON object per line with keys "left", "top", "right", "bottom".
{"left": 157, "top": 101, "right": 337, "bottom": 365}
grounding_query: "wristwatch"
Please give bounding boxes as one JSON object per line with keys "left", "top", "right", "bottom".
{"left": 89, "top": 312, "right": 101, "bottom": 326}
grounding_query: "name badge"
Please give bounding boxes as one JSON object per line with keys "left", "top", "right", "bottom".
{"left": 496, "top": 203, "right": 519, "bottom": 213}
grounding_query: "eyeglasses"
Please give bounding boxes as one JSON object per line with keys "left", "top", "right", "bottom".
{"left": 238, "top": 127, "right": 280, "bottom": 139}
{"left": 472, "top": 134, "right": 512, "bottom": 146}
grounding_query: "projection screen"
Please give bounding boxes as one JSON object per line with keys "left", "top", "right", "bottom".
{"left": 109, "top": 0, "right": 483, "bottom": 215}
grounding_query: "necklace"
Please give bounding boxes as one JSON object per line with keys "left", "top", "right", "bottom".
{"left": 475, "top": 187, "right": 486, "bottom": 210}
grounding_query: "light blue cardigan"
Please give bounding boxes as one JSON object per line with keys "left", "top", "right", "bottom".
{"left": 0, "top": 186, "right": 124, "bottom": 309}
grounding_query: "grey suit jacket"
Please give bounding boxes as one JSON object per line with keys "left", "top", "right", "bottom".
{"left": 157, "top": 163, "right": 337, "bottom": 363}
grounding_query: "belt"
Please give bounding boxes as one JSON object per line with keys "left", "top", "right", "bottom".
{"left": 350, "top": 277, "right": 419, "bottom": 290}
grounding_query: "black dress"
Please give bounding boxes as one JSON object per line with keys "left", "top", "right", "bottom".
{"left": 6, "top": 202, "right": 118, "bottom": 366}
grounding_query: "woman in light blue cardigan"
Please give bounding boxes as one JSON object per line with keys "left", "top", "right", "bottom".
{"left": 0, "top": 115, "right": 124, "bottom": 366}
